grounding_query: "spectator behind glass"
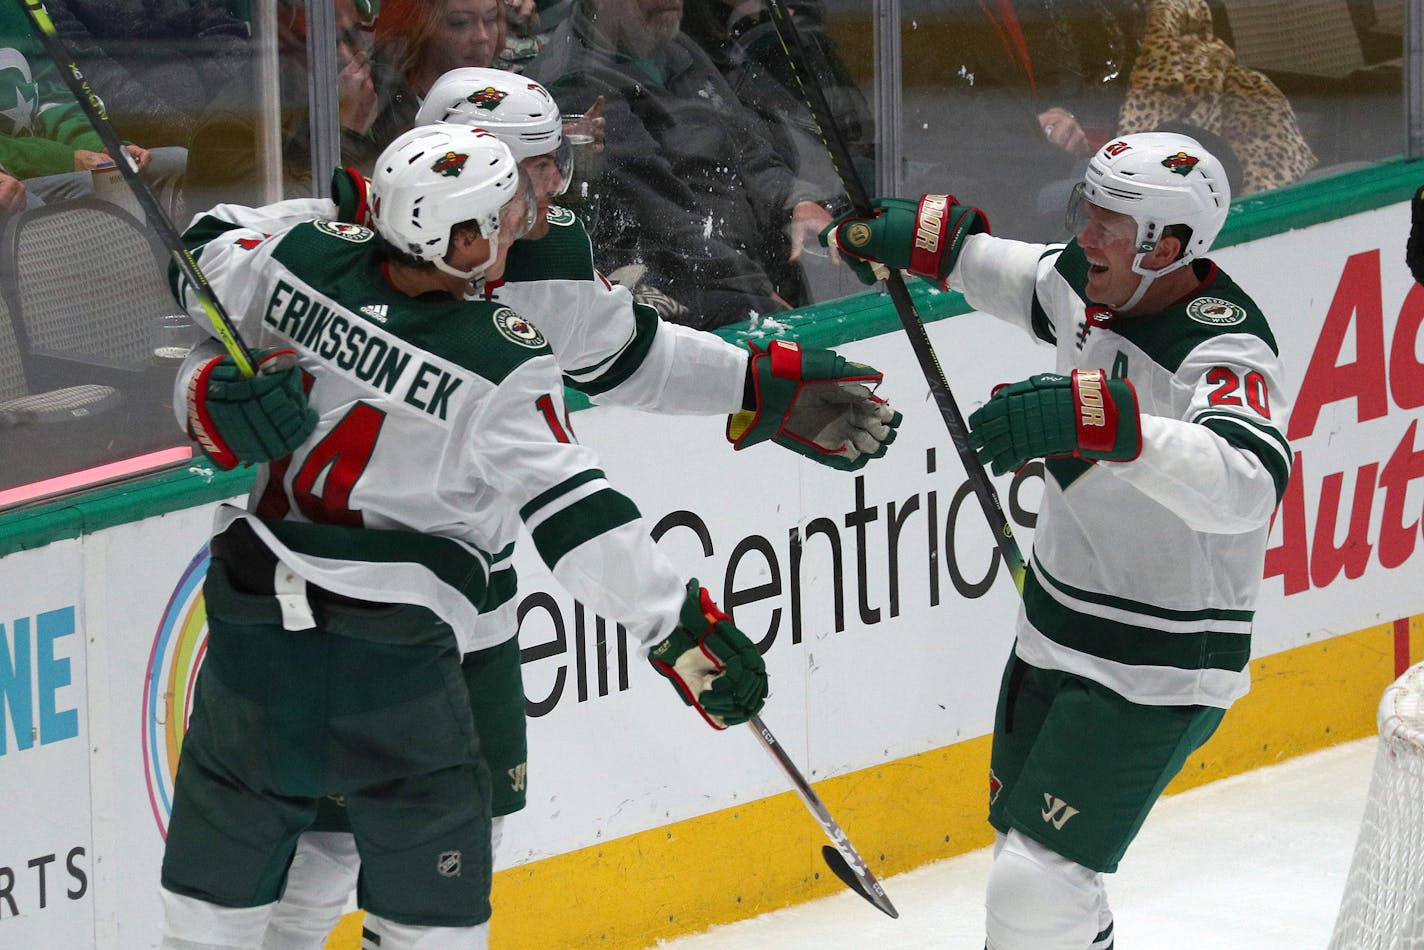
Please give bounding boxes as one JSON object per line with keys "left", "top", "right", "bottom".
{"left": 681, "top": 0, "right": 874, "bottom": 194}
{"left": 0, "top": 169, "right": 25, "bottom": 216}
{"left": 908, "top": 0, "right": 1146, "bottom": 240}
{"left": 1114, "top": 0, "right": 1317, "bottom": 196}
{"left": 40, "top": 0, "right": 252, "bottom": 148}
{"left": 0, "top": 1, "right": 185, "bottom": 218}
{"left": 526, "top": 0, "right": 834, "bottom": 330}
{"left": 185, "top": 0, "right": 381, "bottom": 211}
{"left": 366, "top": 0, "right": 507, "bottom": 147}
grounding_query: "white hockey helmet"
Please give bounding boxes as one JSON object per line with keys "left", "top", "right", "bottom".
{"left": 1071, "top": 131, "right": 1230, "bottom": 270}
{"left": 368, "top": 123, "right": 529, "bottom": 280}
{"left": 414, "top": 67, "right": 572, "bottom": 195}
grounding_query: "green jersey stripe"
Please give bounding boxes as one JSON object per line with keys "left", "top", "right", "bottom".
{"left": 567, "top": 303, "right": 661, "bottom": 396}
{"left": 1196, "top": 413, "right": 1292, "bottom": 503}
{"left": 520, "top": 469, "right": 607, "bottom": 521}
{"left": 529, "top": 488, "right": 641, "bottom": 566}
{"left": 486, "top": 565, "right": 517, "bottom": 610}
{"left": 263, "top": 517, "right": 490, "bottom": 605}
{"left": 1035, "top": 558, "right": 1255, "bottom": 626}
{"left": 1026, "top": 569, "right": 1252, "bottom": 672}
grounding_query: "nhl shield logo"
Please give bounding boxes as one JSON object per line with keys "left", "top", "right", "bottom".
{"left": 432, "top": 151, "right": 469, "bottom": 178}
{"left": 437, "top": 850, "right": 462, "bottom": 878}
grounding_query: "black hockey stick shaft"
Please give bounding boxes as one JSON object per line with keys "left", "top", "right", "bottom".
{"left": 764, "top": 0, "right": 1026, "bottom": 593}
{"left": 748, "top": 714, "right": 899, "bottom": 918}
{"left": 18, "top": 0, "right": 257, "bottom": 377}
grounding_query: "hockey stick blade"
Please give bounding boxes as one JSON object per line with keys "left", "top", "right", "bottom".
{"left": 748, "top": 715, "right": 899, "bottom": 918}
{"left": 18, "top": 0, "right": 257, "bottom": 377}
{"left": 762, "top": 0, "right": 1027, "bottom": 592}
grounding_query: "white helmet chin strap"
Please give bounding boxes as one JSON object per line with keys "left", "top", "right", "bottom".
{"left": 431, "top": 237, "right": 499, "bottom": 285}
{"left": 1121, "top": 249, "right": 1192, "bottom": 313}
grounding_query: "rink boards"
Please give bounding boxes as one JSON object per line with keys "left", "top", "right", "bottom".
{"left": 2, "top": 162, "right": 1424, "bottom": 947}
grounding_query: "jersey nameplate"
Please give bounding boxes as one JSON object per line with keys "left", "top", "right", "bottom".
{"left": 1186, "top": 296, "right": 1247, "bottom": 326}
{"left": 493, "top": 307, "right": 546, "bottom": 348}
{"left": 262, "top": 279, "right": 467, "bottom": 423}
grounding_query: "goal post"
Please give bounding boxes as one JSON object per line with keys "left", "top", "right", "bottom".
{"left": 1330, "top": 662, "right": 1424, "bottom": 948}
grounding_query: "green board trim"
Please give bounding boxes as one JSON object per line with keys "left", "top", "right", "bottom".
{"left": 4, "top": 158, "right": 1420, "bottom": 553}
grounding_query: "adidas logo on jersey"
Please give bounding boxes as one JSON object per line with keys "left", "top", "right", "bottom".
{"left": 360, "top": 303, "right": 389, "bottom": 323}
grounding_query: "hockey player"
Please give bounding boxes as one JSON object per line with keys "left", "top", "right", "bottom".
{"left": 822, "top": 132, "right": 1293, "bottom": 949}
{"left": 159, "top": 125, "right": 772, "bottom": 950}
{"left": 261, "top": 67, "right": 902, "bottom": 950}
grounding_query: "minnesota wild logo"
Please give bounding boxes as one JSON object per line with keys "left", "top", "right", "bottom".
{"left": 432, "top": 151, "right": 469, "bottom": 177}
{"left": 1161, "top": 151, "right": 1200, "bottom": 177}
{"left": 465, "top": 87, "right": 508, "bottom": 111}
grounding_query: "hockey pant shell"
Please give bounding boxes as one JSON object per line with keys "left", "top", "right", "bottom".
{"left": 987, "top": 653, "right": 1226, "bottom": 873}
{"left": 308, "top": 637, "right": 529, "bottom": 828}
{"left": 160, "top": 556, "right": 494, "bottom": 928}
{"left": 266, "top": 637, "right": 527, "bottom": 948}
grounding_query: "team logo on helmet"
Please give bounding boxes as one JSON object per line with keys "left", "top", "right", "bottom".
{"left": 1186, "top": 296, "right": 1247, "bottom": 326}
{"left": 465, "top": 86, "right": 508, "bottom": 111}
{"left": 845, "top": 222, "right": 873, "bottom": 248}
{"left": 432, "top": 151, "right": 469, "bottom": 178}
{"left": 313, "top": 219, "right": 374, "bottom": 242}
{"left": 1161, "top": 151, "right": 1201, "bottom": 177}
{"left": 493, "top": 307, "right": 546, "bottom": 348}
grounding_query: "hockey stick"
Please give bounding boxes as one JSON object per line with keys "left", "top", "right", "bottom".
{"left": 18, "top": 0, "right": 257, "bottom": 378}
{"left": 748, "top": 714, "right": 899, "bottom": 918}
{"left": 764, "top": 0, "right": 1027, "bottom": 594}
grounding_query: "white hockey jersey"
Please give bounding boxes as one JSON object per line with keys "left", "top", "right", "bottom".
{"left": 950, "top": 234, "right": 1293, "bottom": 708}
{"left": 171, "top": 203, "right": 689, "bottom": 654}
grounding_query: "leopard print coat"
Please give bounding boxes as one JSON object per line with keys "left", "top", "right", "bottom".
{"left": 1116, "top": 0, "right": 1317, "bottom": 195}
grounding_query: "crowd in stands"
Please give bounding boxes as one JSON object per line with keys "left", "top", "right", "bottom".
{"left": 0, "top": 0, "right": 1407, "bottom": 492}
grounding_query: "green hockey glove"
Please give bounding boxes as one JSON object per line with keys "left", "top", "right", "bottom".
{"left": 186, "top": 348, "right": 317, "bottom": 470}
{"left": 331, "top": 166, "right": 372, "bottom": 227}
{"left": 1408, "top": 184, "right": 1424, "bottom": 286}
{"left": 649, "top": 580, "right": 769, "bottom": 730}
{"left": 819, "top": 195, "right": 989, "bottom": 288}
{"left": 727, "top": 339, "right": 901, "bottom": 471}
{"left": 967, "top": 370, "right": 1141, "bottom": 476}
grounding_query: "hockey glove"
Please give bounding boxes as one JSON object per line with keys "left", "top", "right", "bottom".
{"left": 819, "top": 195, "right": 989, "bottom": 288}
{"left": 331, "top": 166, "right": 372, "bottom": 227}
{"left": 967, "top": 370, "right": 1141, "bottom": 476}
{"left": 650, "top": 580, "right": 769, "bottom": 730}
{"left": 1407, "top": 184, "right": 1424, "bottom": 286}
{"left": 727, "top": 339, "right": 901, "bottom": 471}
{"left": 186, "top": 348, "right": 317, "bottom": 470}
